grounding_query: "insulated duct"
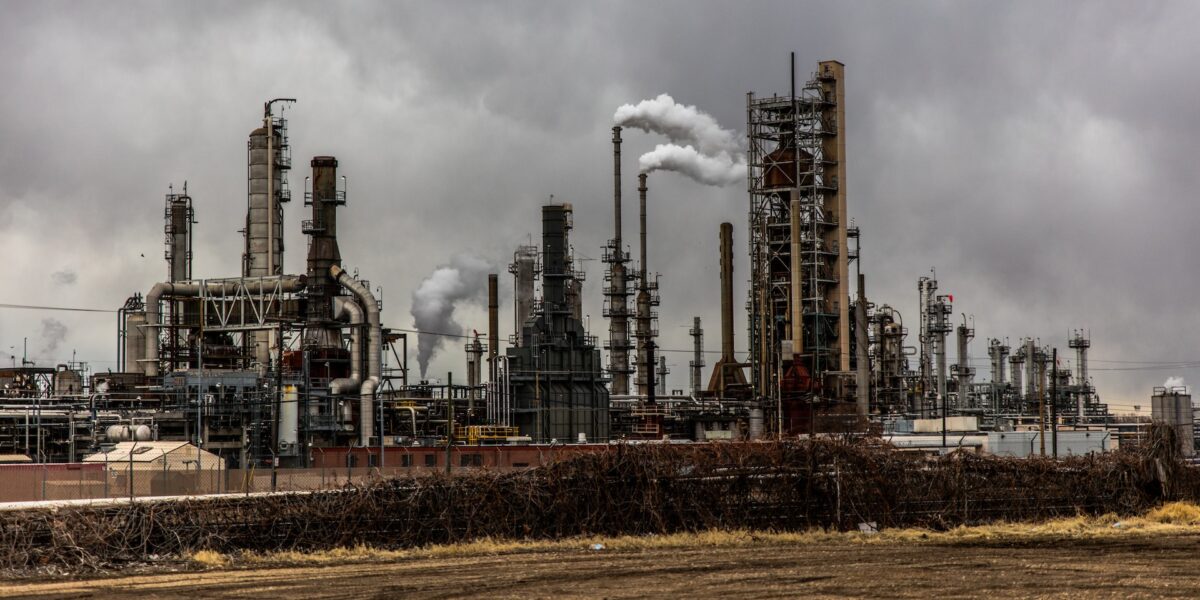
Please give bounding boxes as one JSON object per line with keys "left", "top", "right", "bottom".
{"left": 329, "top": 296, "right": 364, "bottom": 394}
{"left": 331, "top": 264, "right": 381, "bottom": 446}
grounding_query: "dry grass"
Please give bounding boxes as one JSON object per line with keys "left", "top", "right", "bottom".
{"left": 184, "top": 502, "right": 1200, "bottom": 570}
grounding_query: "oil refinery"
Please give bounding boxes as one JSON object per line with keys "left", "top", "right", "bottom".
{"left": 0, "top": 57, "right": 1155, "bottom": 470}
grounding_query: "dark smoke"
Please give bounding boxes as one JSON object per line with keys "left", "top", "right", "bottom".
{"left": 50, "top": 270, "right": 77, "bottom": 285}
{"left": 39, "top": 318, "right": 68, "bottom": 359}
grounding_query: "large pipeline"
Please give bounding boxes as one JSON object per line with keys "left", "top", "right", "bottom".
{"left": 143, "top": 275, "right": 307, "bottom": 377}
{"left": 329, "top": 296, "right": 365, "bottom": 395}
{"left": 331, "top": 264, "right": 381, "bottom": 446}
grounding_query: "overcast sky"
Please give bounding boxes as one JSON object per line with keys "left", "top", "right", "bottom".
{"left": 1, "top": 1, "right": 1197, "bottom": 412}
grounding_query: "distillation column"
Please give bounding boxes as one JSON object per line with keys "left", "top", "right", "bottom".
{"left": 245, "top": 101, "right": 293, "bottom": 368}
{"left": 634, "top": 174, "right": 657, "bottom": 396}
{"left": 1069, "top": 330, "right": 1091, "bottom": 419}
{"left": 689, "top": 317, "right": 704, "bottom": 397}
{"left": 955, "top": 316, "right": 974, "bottom": 409}
{"left": 604, "top": 127, "right": 633, "bottom": 395}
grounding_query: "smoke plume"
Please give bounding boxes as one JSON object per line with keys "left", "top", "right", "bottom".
{"left": 614, "top": 93, "right": 746, "bottom": 187}
{"left": 411, "top": 254, "right": 492, "bottom": 378}
{"left": 614, "top": 94, "right": 741, "bottom": 156}
{"left": 39, "top": 318, "right": 68, "bottom": 359}
{"left": 1164, "top": 376, "right": 1188, "bottom": 391}
{"left": 50, "top": 269, "right": 77, "bottom": 285}
{"left": 639, "top": 144, "right": 745, "bottom": 186}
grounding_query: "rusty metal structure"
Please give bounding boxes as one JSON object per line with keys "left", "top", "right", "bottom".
{"left": 747, "top": 58, "right": 851, "bottom": 434}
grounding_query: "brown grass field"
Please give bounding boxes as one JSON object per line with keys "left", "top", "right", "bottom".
{"left": 8, "top": 504, "right": 1200, "bottom": 598}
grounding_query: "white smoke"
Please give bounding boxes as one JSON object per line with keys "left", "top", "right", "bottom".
{"left": 1165, "top": 376, "right": 1188, "bottom": 392}
{"left": 614, "top": 94, "right": 741, "bottom": 156}
{"left": 639, "top": 144, "right": 745, "bottom": 187}
{"left": 614, "top": 94, "right": 746, "bottom": 187}
{"left": 410, "top": 254, "right": 492, "bottom": 378}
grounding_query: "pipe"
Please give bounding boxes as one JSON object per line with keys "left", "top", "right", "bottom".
{"left": 329, "top": 296, "right": 364, "bottom": 394}
{"left": 143, "top": 275, "right": 306, "bottom": 377}
{"left": 789, "top": 198, "right": 803, "bottom": 359}
{"left": 331, "top": 264, "right": 381, "bottom": 446}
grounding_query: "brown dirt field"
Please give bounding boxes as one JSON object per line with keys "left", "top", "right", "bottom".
{"left": 6, "top": 534, "right": 1200, "bottom": 599}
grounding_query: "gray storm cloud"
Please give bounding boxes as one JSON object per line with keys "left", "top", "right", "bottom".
{"left": 410, "top": 254, "right": 492, "bottom": 378}
{"left": 614, "top": 94, "right": 746, "bottom": 186}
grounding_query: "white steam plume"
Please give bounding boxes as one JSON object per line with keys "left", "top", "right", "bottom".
{"left": 1165, "top": 376, "right": 1188, "bottom": 392}
{"left": 410, "top": 254, "right": 492, "bottom": 378}
{"left": 614, "top": 93, "right": 746, "bottom": 187}
{"left": 614, "top": 94, "right": 741, "bottom": 156}
{"left": 639, "top": 144, "right": 746, "bottom": 187}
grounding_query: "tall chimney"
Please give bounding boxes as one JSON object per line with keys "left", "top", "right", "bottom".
{"left": 638, "top": 173, "right": 648, "bottom": 284}
{"left": 488, "top": 273, "right": 499, "bottom": 372}
{"left": 607, "top": 126, "right": 632, "bottom": 396}
{"left": 613, "top": 126, "right": 623, "bottom": 254}
{"left": 855, "top": 273, "right": 870, "bottom": 418}
{"left": 719, "top": 222, "right": 735, "bottom": 361}
{"left": 635, "top": 173, "right": 651, "bottom": 396}
{"left": 707, "top": 223, "right": 748, "bottom": 395}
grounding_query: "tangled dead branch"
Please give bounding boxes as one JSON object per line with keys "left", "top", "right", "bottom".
{"left": 0, "top": 424, "right": 1192, "bottom": 573}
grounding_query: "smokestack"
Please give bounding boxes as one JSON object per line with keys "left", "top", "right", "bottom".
{"left": 606, "top": 126, "right": 632, "bottom": 395}
{"left": 488, "top": 274, "right": 499, "bottom": 369}
{"left": 689, "top": 316, "right": 703, "bottom": 396}
{"left": 305, "top": 156, "right": 342, "bottom": 340}
{"left": 638, "top": 173, "right": 648, "bottom": 283}
{"left": 855, "top": 273, "right": 869, "bottom": 418}
{"left": 613, "top": 126, "right": 622, "bottom": 251}
{"left": 635, "top": 173, "right": 651, "bottom": 396}
{"left": 719, "top": 223, "right": 734, "bottom": 360}
{"left": 706, "top": 223, "right": 748, "bottom": 396}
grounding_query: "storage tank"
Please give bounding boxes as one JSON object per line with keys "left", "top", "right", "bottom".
{"left": 53, "top": 366, "right": 82, "bottom": 396}
{"left": 1151, "top": 387, "right": 1194, "bottom": 456}
{"left": 124, "top": 311, "right": 147, "bottom": 374}
{"left": 105, "top": 424, "right": 153, "bottom": 442}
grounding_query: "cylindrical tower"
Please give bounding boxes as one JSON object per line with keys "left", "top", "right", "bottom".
{"left": 304, "top": 156, "right": 343, "bottom": 338}
{"left": 245, "top": 125, "right": 288, "bottom": 278}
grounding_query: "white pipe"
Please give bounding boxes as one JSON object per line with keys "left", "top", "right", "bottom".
{"left": 329, "top": 296, "right": 364, "bottom": 394}
{"left": 143, "top": 275, "right": 306, "bottom": 377}
{"left": 331, "top": 265, "right": 381, "bottom": 446}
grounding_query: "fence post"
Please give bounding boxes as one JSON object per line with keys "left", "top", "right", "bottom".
{"left": 41, "top": 464, "right": 47, "bottom": 501}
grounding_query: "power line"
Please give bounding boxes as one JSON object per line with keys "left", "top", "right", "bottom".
{"left": 0, "top": 302, "right": 115, "bottom": 314}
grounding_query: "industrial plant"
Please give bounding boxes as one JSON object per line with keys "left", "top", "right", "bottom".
{"left": 1, "top": 57, "right": 1176, "bottom": 471}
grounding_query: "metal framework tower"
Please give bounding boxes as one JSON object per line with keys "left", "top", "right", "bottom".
{"left": 603, "top": 127, "right": 634, "bottom": 395}
{"left": 689, "top": 316, "right": 704, "bottom": 396}
{"left": 162, "top": 184, "right": 194, "bottom": 372}
{"left": 1069, "top": 330, "right": 1091, "bottom": 418}
{"left": 747, "top": 58, "right": 849, "bottom": 431}
{"left": 633, "top": 174, "right": 660, "bottom": 396}
{"left": 954, "top": 315, "right": 974, "bottom": 409}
